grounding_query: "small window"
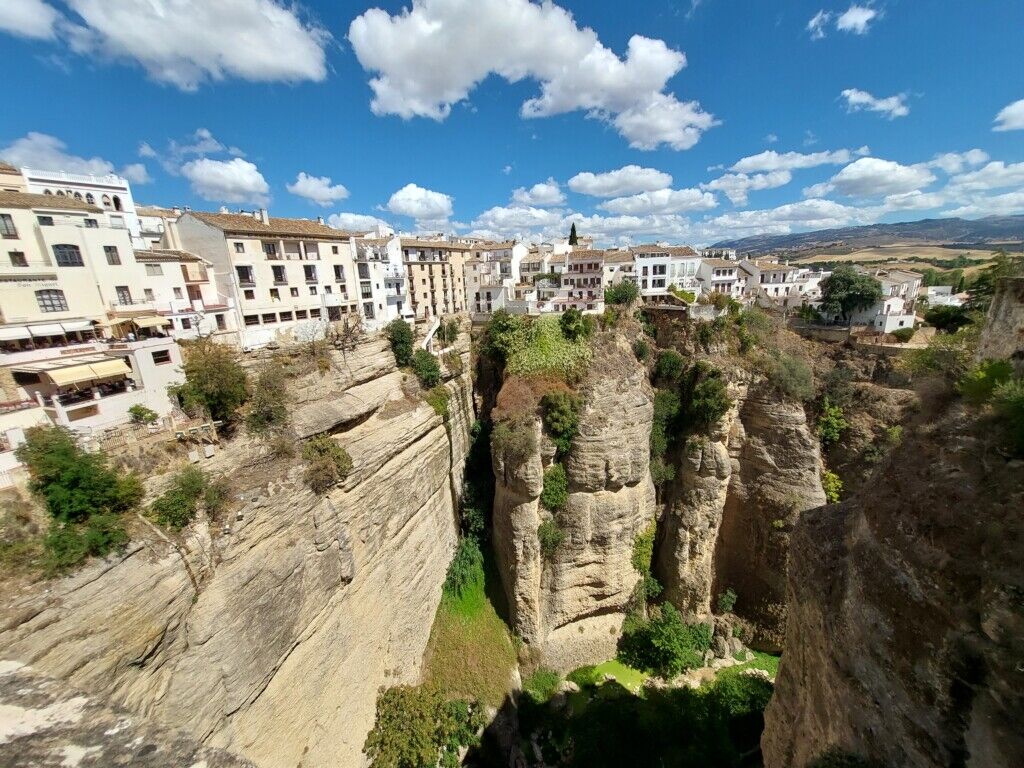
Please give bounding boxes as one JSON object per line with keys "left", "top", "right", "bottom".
{"left": 244, "top": 314, "right": 260, "bottom": 326}
{"left": 271, "top": 265, "right": 285, "bottom": 283}
{"left": 8, "top": 251, "right": 27, "bottom": 267}
{"left": 235, "top": 265, "right": 254, "bottom": 285}
{"left": 53, "top": 244, "right": 84, "bottom": 266}
{"left": 152, "top": 349, "right": 172, "bottom": 365}
{"left": 324, "top": 285, "right": 332, "bottom": 294}
{"left": 144, "top": 288, "right": 155, "bottom": 301}
{"left": 234, "top": 242, "right": 245, "bottom": 254}
{"left": 309, "top": 308, "right": 321, "bottom": 318}
{"left": 290, "top": 287, "right": 299, "bottom": 297}
{"left": 215, "top": 314, "right": 226, "bottom": 331}
{"left": 36, "top": 216, "right": 53, "bottom": 227}
{"left": 173, "top": 287, "right": 183, "bottom": 299}
{"left": 84, "top": 218, "right": 98, "bottom": 228}
{"left": 279, "top": 311, "right": 293, "bottom": 322}
{"left": 35, "top": 289, "right": 68, "bottom": 312}
{"left": 331, "top": 245, "right": 338, "bottom": 254}
{"left": 0, "top": 214, "right": 17, "bottom": 238}
{"left": 263, "top": 242, "right": 277, "bottom": 258}
{"left": 304, "top": 265, "right": 317, "bottom": 282}
{"left": 104, "top": 246, "right": 121, "bottom": 265}
{"left": 180, "top": 317, "right": 192, "bottom": 330}
{"left": 85, "top": 193, "right": 94, "bottom": 204}
{"left": 109, "top": 215, "right": 124, "bottom": 229}
{"left": 295, "top": 309, "right": 308, "bottom": 320}
{"left": 243, "top": 289, "right": 255, "bottom": 300}
{"left": 309, "top": 286, "right": 317, "bottom": 295}
{"left": 145, "top": 264, "right": 163, "bottom": 276}
{"left": 269, "top": 288, "right": 280, "bottom": 300}
{"left": 262, "top": 313, "right": 276, "bottom": 324}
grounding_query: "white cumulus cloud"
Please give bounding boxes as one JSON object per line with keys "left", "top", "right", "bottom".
{"left": 836, "top": 5, "right": 878, "bottom": 34}
{"left": 993, "top": 98, "right": 1024, "bottom": 132}
{"left": 348, "top": 0, "right": 716, "bottom": 151}
{"left": 120, "top": 163, "right": 152, "bottom": 184}
{"left": 807, "top": 157, "right": 936, "bottom": 198}
{"left": 929, "top": 150, "right": 989, "bottom": 175}
{"left": 598, "top": 188, "right": 717, "bottom": 215}
{"left": 568, "top": 165, "right": 673, "bottom": 197}
{"left": 944, "top": 190, "right": 1024, "bottom": 218}
{"left": 386, "top": 183, "right": 454, "bottom": 223}
{"left": 472, "top": 205, "right": 563, "bottom": 235}
{"left": 287, "top": 172, "right": 350, "bottom": 207}
{"left": 840, "top": 88, "right": 909, "bottom": 119}
{"left": 702, "top": 170, "right": 792, "bottom": 206}
{"left": 807, "top": 10, "right": 831, "bottom": 40}
{"left": 947, "top": 161, "right": 1024, "bottom": 192}
{"left": 730, "top": 148, "right": 859, "bottom": 174}
{"left": 511, "top": 178, "right": 565, "bottom": 206}
{"left": 0, "top": 0, "right": 60, "bottom": 39}
{"left": 180, "top": 157, "right": 269, "bottom": 206}
{"left": 0, "top": 131, "right": 150, "bottom": 184}
{"left": 327, "top": 212, "right": 390, "bottom": 232}
{"left": 60, "top": 0, "right": 330, "bottom": 91}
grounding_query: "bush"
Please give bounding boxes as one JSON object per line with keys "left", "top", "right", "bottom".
{"left": 541, "top": 391, "right": 581, "bottom": 456}
{"left": 538, "top": 518, "right": 565, "bottom": 559}
{"left": 822, "top": 365, "right": 855, "bottom": 407}
{"left": 688, "top": 375, "right": 732, "bottom": 428}
{"left": 650, "top": 390, "right": 681, "bottom": 486}
{"left": 717, "top": 588, "right": 738, "bottom": 614}
{"left": 605, "top": 280, "right": 640, "bottom": 305}
{"left": 128, "top": 404, "right": 158, "bottom": 424}
{"left": 769, "top": 353, "right": 815, "bottom": 401}
{"left": 245, "top": 361, "right": 290, "bottom": 435}
{"left": 523, "top": 668, "right": 562, "bottom": 704}
{"left": 16, "top": 426, "right": 143, "bottom": 524}
{"left": 443, "top": 536, "right": 483, "bottom": 599}
{"left": 957, "top": 359, "right": 1014, "bottom": 405}
{"left": 924, "top": 305, "right": 972, "bottom": 334}
{"left": 822, "top": 469, "right": 843, "bottom": 503}
{"left": 631, "top": 521, "right": 662, "bottom": 602}
{"left": 654, "top": 350, "right": 685, "bottom": 384}
{"left": 891, "top": 327, "right": 916, "bottom": 343}
{"left": 904, "top": 324, "right": 980, "bottom": 383}
{"left": 485, "top": 310, "right": 529, "bottom": 364}
{"left": 618, "top": 604, "right": 711, "bottom": 679}
{"left": 363, "top": 686, "right": 485, "bottom": 768}
{"left": 437, "top": 318, "right": 460, "bottom": 346}
{"left": 302, "top": 435, "right": 353, "bottom": 493}
{"left": 171, "top": 337, "right": 248, "bottom": 423}
{"left": 505, "top": 316, "right": 592, "bottom": 381}
{"left": 993, "top": 379, "right": 1024, "bottom": 457}
{"left": 412, "top": 349, "right": 441, "bottom": 388}
{"left": 633, "top": 338, "right": 650, "bottom": 362}
{"left": 44, "top": 514, "right": 128, "bottom": 571}
{"left": 541, "top": 464, "right": 569, "bottom": 512}
{"left": 650, "top": 457, "right": 676, "bottom": 487}
{"left": 425, "top": 386, "right": 451, "bottom": 421}
{"left": 385, "top": 319, "right": 414, "bottom": 367}
{"left": 150, "top": 465, "right": 208, "bottom": 530}
{"left": 817, "top": 398, "right": 849, "bottom": 447}
{"left": 559, "top": 307, "right": 588, "bottom": 341}
{"left": 491, "top": 419, "right": 536, "bottom": 466}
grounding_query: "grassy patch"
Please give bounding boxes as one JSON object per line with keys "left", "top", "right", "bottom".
{"left": 523, "top": 668, "right": 562, "bottom": 704}
{"left": 505, "top": 315, "right": 592, "bottom": 381}
{"left": 591, "top": 660, "right": 649, "bottom": 694}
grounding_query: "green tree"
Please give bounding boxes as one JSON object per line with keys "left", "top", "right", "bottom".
{"left": 541, "top": 391, "right": 581, "bottom": 456}
{"left": 128, "top": 404, "right": 158, "bottom": 424}
{"left": 568, "top": 222, "right": 578, "bottom": 246}
{"left": 618, "top": 604, "right": 710, "bottom": 678}
{"left": 540, "top": 464, "right": 568, "bottom": 512}
{"left": 385, "top": 319, "right": 415, "bottom": 367}
{"left": 769, "top": 353, "right": 815, "bottom": 401}
{"left": 302, "top": 435, "right": 354, "bottom": 494}
{"left": 171, "top": 337, "right": 249, "bottom": 423}
{"left": 816, "top": 398, "right": 849, "bottom": 447}
{"left": 538, "top": 518, "right": 566, "bottom": 559}
{"left": 993, "top": 379, "right": 1024, "bottom": 457}
{"left": 484, "top": 309, "right": 529, "bottom": 364}
{"left": 820, "top": 266, "right": 884, "bottom": 325}
{"left": 149, "top": 465, "right": 209, "bottom": 530}
{"left": 245, "top": 360, "right": 290, "bottom": 435}
{"left": 957, "top": 359, "right": 1014, "bottom": 404}
{"left": 654, "top": 350, "right": 685, "bottom": 384}
{"left": 925, "top": 305, "right": 972, "bottom": 334}
{"left": 412, "top": 349, "right": 441, "bottom": 388}
{"left": 559, "top": 307, "right": 588, "bottom": 341}
{"left": 605, "top": 280, "right": 640, "bottom": 305}
{"left": 965, "top": 250, "right": 1024, "bottom": 313}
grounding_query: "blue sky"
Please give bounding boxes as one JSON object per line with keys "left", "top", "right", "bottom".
{"left": 1, "top": 0, "right": 1022, "bottom": 245}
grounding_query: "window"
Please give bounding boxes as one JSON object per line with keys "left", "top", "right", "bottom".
{"left": 295, "top": 309, "right": 308, "bottom": 320}
{"left": 309, "top": 308, "right": 321, "bottom": 318}
{"left": 144, "top": 289, "right": 155, "bottom": 301}
{"left": 279, "top": 311, "right": 293, "bottom": 322}
{"left": 112, "top": 195, "right": 122, "bottom": 212}
{"left": 263, "top": 241, "right": 277, "bottom": 258}
{"left": 236, "top": 265, "right": 255, "bottom": 285}
{"left": 173, "top": 287, "right": 183, "bottom": 299}
{"left": 331, "top": 245, "right": 339, "bottom": 254}
{"left": 269, "top": 288, "right": 280, "bottom": 300}
{"left": 271, "top": 265, "right": 286, "bottom": 284}
{"left": 324, "top": 285, "right": 332, "bottom": 294}
{"left": 85, "top": 193, "right": 94, "bottom": 204}
{"left": 84, "top": 218, "right": 98, "bottom": 228}
{"left": 304, "top": 265, "right": 317, "bottom": 282}
{"left": 215, "top": 314, "right": 226, "bottom": 330}
{"left": 110, "top": 215, "right": 124, "bottom": 229}
{"left": 152, "top": 349, "right": 172, "bottom": 365}
{"left": 104, "top": 246, "right": 121, "bottom": 265}
{"left": 244, "top": 314, "right": 259, "bottom": 326}
{"left": 115, "top": 286, "right": 132, "bottom": 305}
{"left": 308, "top": 286, "right": 317, "bottom": 295}
{"left": 234, "top": 242, "right": 245, "bottom": 254}
{"left": 35, "top": 289, "right": 68, "bottom": 312}
{"left": 37, "top": 215, "right": 53, "bottom": 227}
{"left": 0, "top": 214, "right": 17, "bottom": 238}
{"left": 8, "top": 251, "right": 27, "bottom": 267}
{"left": 262, "top": 313, "right": 276, "bottom": 324}
{"left": 290, "top": 287, "right": 299, "bottom": 297}
{"left": 334, "top": 265, "right": 345, "bottom": 281}
{"left": 243, "top": 289, "right": 255, "bottom": 300}
{"left": 53, "top": 244, "right": 84, "bottom": 266}
{"left": 145, "top": 264, "right": 163, "bottom": 276}
{"left": 180, "top": 317, "right": 192, "bottom": 330}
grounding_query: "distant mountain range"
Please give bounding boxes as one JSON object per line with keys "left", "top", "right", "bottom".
{"left": 711, "top": 215, "right": 1024, "bottom": 255}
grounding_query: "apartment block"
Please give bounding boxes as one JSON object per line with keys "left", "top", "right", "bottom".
{"left": 556, "top": 250, "right": 605, "bottom": 312}
{"left": 632, "top": 245, "right": 700, "bottom": 297}
{"left": 401, "top": 239, "right": 469, "bottom": 319}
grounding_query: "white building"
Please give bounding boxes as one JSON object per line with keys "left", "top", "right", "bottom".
{"left": 632, "top": 245, "right": 700, "bottom": 298}
{"left": 697, "top": 258, "right": 745, "bottom": 298}
{"left": 923, "top": 285, "right": 967, "bottom": 308}
{"left": 352, "top": 235, "right": 414, "bottom": 328}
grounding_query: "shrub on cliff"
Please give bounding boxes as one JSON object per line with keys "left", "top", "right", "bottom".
{"left": 816, "top": 398, "right": 849, "bottom": 447}
{"left": 633, "top": 338, "right": 650, "bottom": 362}
{"left": 631, "top": 521, "right": 662, "bottom": 602}
{"left": 484, "top": 310, "right": 529, "bottom": 364}
{"left": 540, "top": 464, "right": 569, "bottom": 512}
{"left": 655, "top": 350, "right": 685, "bottom": 384}
{"left": 443, "top": 536, "right": 484, "bottom": 600}
{"left": 993, "top": 379, "right": 1024, "bottom": 456}
{"left": 538, "top": 518, "right": 565, "bottom": 559}
{"left": 491, "top": 419, "right": 536, "bottom": 466}
{"left": 618, "top": 603, "right": 710, "bottom": 679}
{"left": 412, "top": 349, "right": 441, "bottom": 388}
{"left": 171, "top": 337, "right": 249, "bottom": 424}
{"left": 302, "top": 435, "right": 353, "bottom": 494}
{"left": 541, "top": 391, "right": 581, "bottom": 456}
{"left": 245, "top": 360, "right": 290, "bottom": 435}
{"left": 957, "top": 358, "right": 1014, "bottom": 405}
{"left": 822, "top": 469, "right": 843, "bottom": 503}
{"left": 768, "top": 352, "right": 815, "bottom": 402}
{"left": 505, "top": 315, "right": 592, "bottom": 381}
{"left": 385, "top": 318, "right": 414, "bottom": 367}
{"left": 149, "top": 465, "right": 208, "bottom": 530}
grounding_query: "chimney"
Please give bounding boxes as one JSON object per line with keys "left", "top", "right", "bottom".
{"left": 172, "top": 207, "right": 182, "bottom": 217}
{"left": 317, "top": 215, "right": 325, "bottom": 225}
{"left": 258, "top": 208, "right": 269, "bottom": 225}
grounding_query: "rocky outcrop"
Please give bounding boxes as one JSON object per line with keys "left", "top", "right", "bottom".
{"left": 762, "top": 408, "right": 1024, "bottom": 768}
{"left": 658, "top": 382, "right": 826, "bottom": 649}
{"left": 492, "top": 333, "right": 656, "bottom": 671}
{"left": 0, "top": 337, "right": 474, "bottom": 768}
{"left": 978, "top": 276, "right": 1024, "bottom": 371}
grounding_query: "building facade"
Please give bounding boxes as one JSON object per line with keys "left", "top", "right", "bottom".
{"left": 401, "top": 239, "right": 469, "bottom": 319}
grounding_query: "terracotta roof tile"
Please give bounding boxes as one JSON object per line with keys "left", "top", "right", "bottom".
{"left": 189, "top": 211, "right": 357, "bottom": 240}
{"left": 0, "top": 190, "right": 102, "bottom": 212}
{"left": 133, "top": 248, "right": 205, "bottom": 264}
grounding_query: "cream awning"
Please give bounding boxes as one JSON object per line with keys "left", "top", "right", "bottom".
{"left": 0, "top": 325, "right": 31, "bottom": 341}
{"left": 132, "top": 315, "right": 170, "bottom": 329}
{"left": 28, "top": 323, "right": 66, "bottom": 336}
{"left": 14, "top": 355, "right": 133, "bottom": 387}
{"left": 89, "top": 359, "right": 132, "bottom": 379}
{"left": 59, "top": 320, "right": 96, "bottom": 333}
{"left": 46, "top": 364, "right": 101, "bottom": 387}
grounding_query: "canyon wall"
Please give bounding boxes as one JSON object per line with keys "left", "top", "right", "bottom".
{"left": 0, "top": 337, "right": 473, "bottom": 768}
{"left": 491, "top": 332, "right": 657, "bottom": 671}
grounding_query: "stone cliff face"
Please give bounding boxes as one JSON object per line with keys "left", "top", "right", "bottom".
{"left": 657, "top": 380, "right": 826, "bottom": 649}
{"left": 491, "top": 333, "right": 657, "bottom": 671}
{"left": 763, "top": 408, "right": 1024, "bottom": 768}
{"left": 0, "top": 337, "right": 474, "bottom": 768}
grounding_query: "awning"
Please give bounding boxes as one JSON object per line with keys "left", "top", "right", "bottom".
{"left": 28, "top": 323, "right": 66, "bottom": 336}
{"left": 59, "top": 320, "right": 96, "bottom": 333}
{"left": 46, "top": 364, "right": 102, "bottom": 387}
{"left": 89, "top": 359, "right": 131, "bottom": 379}
{"left": 133, "top": 315, "right": 170, "bottom": 329}
{"left": 0, "top": 325, "right": 31, "bottom": 341}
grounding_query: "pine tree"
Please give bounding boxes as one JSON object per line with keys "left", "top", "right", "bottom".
{"left": 568, "top": 222, "right": 578, "bottom": 245}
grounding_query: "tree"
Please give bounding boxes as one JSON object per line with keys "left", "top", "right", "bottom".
{"left": 965, "top": 250, "right": 1024, "bottom": 313}
{"left": 245, "top": 360, "right": 290, "bottom": 435}
{"left": 605, "top": 280, "right": 640, "bottom": 305}
{"left": 302, "top": 435, "right": 353, "bottom": 493}
{"left": 484, "top": 309, "right": 528, "bottom": 364}
{"left": 925, "top": 305, "right": 971, "bottom": 334}
{"left": 541, "top": 391, "right": 581, "bottom": 455}
{"left": 568, "top": 222, "right": 579, "bottom": 246}
{"left": 819, "top": 266, "right": 884, "bottom": 325}
{"left": 171, "top": 337, "right": 249, "bottom": 423}
{"left": 559, "top": 307, "right": 588, "bottom": 341}
{"left": 385, "top": 319, "right": 415, "bottom": 367}
{"left": 411, "top": 349, "right": 441, "bottom": 388}
{"left": 654, "top": 350, "right": 685, "bottom": 384}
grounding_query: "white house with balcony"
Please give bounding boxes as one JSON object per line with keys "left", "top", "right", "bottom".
{"left": 633, "top": 245, "right": 701, "bottom": 298}
{"left": 351, "top": 235, "right": 413, "bottom": 330}
{"left": 697, "top": 258, "right": 745, "bottom": 298}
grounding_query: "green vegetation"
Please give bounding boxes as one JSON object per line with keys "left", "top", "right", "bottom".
{"left": 436, "top": 318, "right": 460, "bottom": 347}
{"left": 540, "top": 464, "right": 569, "bottom": 512}
{"left": 362, "top": 685, "right": 485, "bottom": 768}
{"left": 631, "top": 521, "right": 662, "bottom": 602}
{"left": 649, "top": 390, "right": 680, "bottom": 490}
{"left": 559, "top": 307, "right": 590, "bottom": 341}
{"left": 538, "top": 518, "right": 565, "bottom": 559}
{"left": 619, "top": 603, "right": 712, "bottom": 679}
{"left": 633, "top": 338, "right": 650, "bottom": 362}
{"left": 301, "top": 435, "right": 353, "bottom": 494}
{"left": 686, "top": 371, "right": 733, "bottom": 427}
{"left": 605, "top": 280, "right": 640, "bottom": 305}
{"left": 171, "top": 337, "right": 249, "bottom": 423}
{"left": 819, "top": 266, "right": 884, "bottom": 325}
{"left": 668, "top": 286, "right": 696, "bottom": 303}
{"left": 904, "top": 323, "right": 980, "bottom": 383}
{"left": 541, "top": 391, "right": 581, "bottom": 456}
{"left": 817, "top": 398, "right": 849, "bottom": 448}
{"left": 717, "top": 587, "right": 738, "bottom": 614}
{"left": 568, "top": 222, "right": 578, "bottom": 245}
{"left": 128, "top": 404, "right": 158, "bottom": 424}
{"left": 822, "top": 469, "right": 843, "bottom": 503}
{"left": 484, "top": 309, "right": 529, "bottom": 364}
{"left": 443, "top": 536, "right": 483, "bottom": 601}
{"left": 523, "top": 668, "right": 562, "bottom": 704}
{"left": 654, "top": 350, "right": 685, "bottom": 384}
{"left": 768, "top": 352, "right": 815, "bottom": 401}
{"left": 491, "top": 419, "right": 536, "bottom": 466}
{"left": 891, "top": 327, "right": 915, "bottom": 343}
{"left": 150, "top": 466, "right": 209, "bottom": 530}
{"left": 532, "top": 271, "right": 560, "bottom": 285}
{"left": 411, "top": 349, "right": 441, "bottom": 388}
{"left": 425, "top": 385, "right": 451, "bottom": 421}
{"left": 807, "top": 749, "right": 885, "bottom": 768}
{"left": 458, "top": 421, "right": 492, "bottom": 541}
{"left": 957, "top": 359, "right": 1014, "bottom": 405}
{"left": 16, "top": 426, "right": 143, "bottom": 570}
{"left": 505, "top": 315, "right": 593, "bottom": 381}
{"left": 965, "top": 250, "right": 1024, "bottom": 313}
{"left": 245, "top": 360, "right": 290, "bottom": 435}
{"left": 385, "top": 318, "right": 415, "bottom": 367}
{"left": 993, "top": 379, "right": 1024, "bottom": 456}
{"left": 924, "top": 305, "right": 971, "bottom": 334}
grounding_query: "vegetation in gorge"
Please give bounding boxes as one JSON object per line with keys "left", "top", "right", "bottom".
{"left": 631, "top": 521, "right": 662, "bottom": 602}
{"left": 425, "top": 385, "right": 450, "bottom": 422}
{"left": 245, "top": 360, "right": 290, "bottom": 435}
{"left": 538, "top": 518, "right": 566, "bottom": 559}
{"left": 170, "top": 337, "right": 249, "bottom": 424}
{"left": 540, "top": 464, "right": 568, "bottom": 512}
{"left": 649, "top": 390, "right": 680, "bottom": 490}
{"left": 150, "top": 465, "right": 228, "bottom": 530}
{"left": 385, "top": 318, "right": 415, "bottom": 367}
{"left": 618, "top": 603, "right": 711, "bottom": 679}
{"left": 412, "top": 348, "right": 442, "bottom": 388}
{"left": 485, "top": 310, "right": 593, "bottom": 381}
{"left": 816, "top": 398, "right": 849, "bottom": 447}
{"left": 16, "top": 426, "right": 143, "bottom": 569}
{"left": 822, "top": 469, "right": 843, "bottom": 503}
{"left": 301, "top": 435, "right": 353, "bottom": 494}
{"left": 491, "top": 418, "right": 536, "bottom": 465}
{"left": 541, "top": 390, "right": 581, "bottom": 456}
